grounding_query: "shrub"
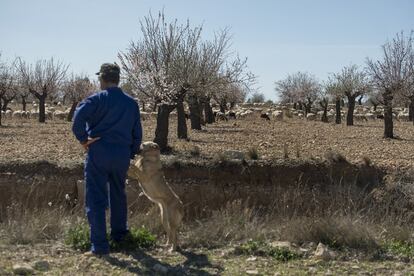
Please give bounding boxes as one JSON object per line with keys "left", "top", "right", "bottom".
{"left": 247, "top": 147, "right": 259, "bottom": 160}
{"left": 383, "top": 240, "right": 414, "bottom": 259}
{"left": 189, "top": 145, "right": 201, "bottom": 157}
{"left": 65, "top": 222, "right": 90, "bottom": 251}
{"left": 234, "top": 240, "right": 301, "bottom": 262}
{"left": 65, "top": 223, "right": 156, "bottom": 252}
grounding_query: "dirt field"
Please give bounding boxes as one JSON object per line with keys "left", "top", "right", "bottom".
{"left": 1, "top": 115, "right": 413, "bottom": 170}
{"left": 2, "top": 114, "right": 414, "bottom": 275}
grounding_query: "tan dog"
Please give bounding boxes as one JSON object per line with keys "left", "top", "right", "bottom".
{"left": 128, "top": 141, "right": 184, "bottom": 251}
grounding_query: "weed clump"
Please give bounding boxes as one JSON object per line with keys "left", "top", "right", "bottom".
{"left": 234, "top": 240, "right": 300, "bottom": 262}
{"left": 65, "top": 223, "right": 156, "bottom": 252}
{"left": 247, "top": 147, "right": 259, "bottom": 160}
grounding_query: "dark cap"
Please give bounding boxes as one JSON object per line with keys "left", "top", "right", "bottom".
{"left": 95, "top": 63, "right": 120, "bottom": 79}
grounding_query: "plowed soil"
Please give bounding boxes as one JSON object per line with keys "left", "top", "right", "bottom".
{"left": 1, "top": 114, "right": 413, "bottom": 170}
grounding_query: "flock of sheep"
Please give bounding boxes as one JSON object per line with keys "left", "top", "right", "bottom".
{"left": 2, "top": 101, "right": 411, "bottom": 123}
{"left": 1, "top": 101, "right": 70, "bottom": 121}
{"left": 216, "top": 103, "right": 412, "bottom": 122}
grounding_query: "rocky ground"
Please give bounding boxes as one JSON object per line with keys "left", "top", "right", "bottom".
{"left": 1, "top": 115, "right": 414, "bottom": 170}
{"left": 1, "top": 242, "right": 414, "bottom": 275}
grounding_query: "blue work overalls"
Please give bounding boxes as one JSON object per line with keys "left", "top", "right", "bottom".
{"left": 72, "top": 87, "right": 142, "bottom": 254}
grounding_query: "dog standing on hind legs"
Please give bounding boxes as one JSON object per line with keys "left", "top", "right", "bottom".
{"left": 128, "top": 141, "right": 184, "bottom": 251}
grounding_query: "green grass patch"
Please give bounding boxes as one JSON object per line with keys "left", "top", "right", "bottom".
{"left": 65, "top": 223, "right": 156, "bottom": 252}
{"left": 234, "top": 240, "right": 301, "bottom": 262}
{"left": 383, "top": 240, "right": 414, "bottom": 259}
{"left": 65, "top": 223, "right": 91, "bottom": 251}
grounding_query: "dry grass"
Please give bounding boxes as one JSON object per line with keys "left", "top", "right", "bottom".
{"left": 0, "top": 202, "right": 74, "bottom": 244}
{"left": 1, "top": 177, "right": 414, "bottom": 256}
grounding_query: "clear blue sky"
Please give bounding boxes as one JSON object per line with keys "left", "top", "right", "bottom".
{"left": 1, "top": 0, "right": 413, "bottom": 101}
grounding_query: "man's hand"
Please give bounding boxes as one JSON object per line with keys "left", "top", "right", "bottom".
{"left": 81, "top": 137, "right": 101, "bottom": 151}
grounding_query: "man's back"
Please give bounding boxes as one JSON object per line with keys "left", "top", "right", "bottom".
{"left": 72, "top": 86, "right": 142, "bottom": 158}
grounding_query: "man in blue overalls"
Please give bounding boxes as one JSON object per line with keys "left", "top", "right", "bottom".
{"left": 72, "top": 63, "right": 142, "bottom": 256}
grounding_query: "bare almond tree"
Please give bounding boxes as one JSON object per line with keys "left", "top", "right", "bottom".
{"left": 19, "top": 89, "right": 31, "bottom": 111}
{"left": 119, "top": 11, "right": 254, "bottom": 150}
{"left": 119, "top": 11, "right": 200, "bottom": 149}
{"left": 275, "top": 76, "right": 295, "bottom": 105}
{"left": 249, "top": 91, "right": 265, "bottom": 104}
{"left": 0, "top": 57, "right": 15, "bottom": 125}
{"left": 1, "top": 84, "right": 18, "bottom": 112}
{"left": 62, "top": 74, "right": 94, "bottom": 121}
{"left": 318, "top": 83, "right": 331, "bottom": 123}
{"left": 367, "top": 31, "right": 414, "bottom": 138}
{"left": 275, "top": 72, "right": 320, "bottom": 114}
{"left": 198, "top": 48, "right": 254, "bottom": 125}
{"left": 325, "top": 77, "right": 343, "bottom": 124}
{"left": 16, "top": 57, "right": 68, "bottom": 123}
{"left": 334, "top": 65, "right": 370, "bottom": 126}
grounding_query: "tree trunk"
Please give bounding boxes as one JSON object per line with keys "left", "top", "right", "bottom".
{"left": 67, "top": 101, "right": 78, "bottom": 122}
{"left": 373, "top": 103, "right": 378, "bottom": 111}
{"left": 154, "top": 104, "right": 174, "bottom": 152}
{"left": 293, "top": 102, "right": 297, "bottom": 110}
{"left": 335, "top": 99, "right": 341, "bottom": 124}
{"left": 383, "top": 91, "right": 394, "bottom": 138}
{"left": 176, "top": 97, "right": 188, "bottom": 139}
{"left": 199, "top": 98, "right": 206, "bottom": 126}
{"left": 304, "top": 101, "right": 312, "bottom": 114}
{"left": 357, "top": 95, "right": 363, "bottom": 105}
{"left": 21, "top": 96, "right": 27, "bottom": 111}
{"left": 219, "top": 101, "right": 226, "bottom": 113}
{"left": 320, "top": 100, "right": 328, "bottom": 123}
{"left": 0, "top": 99, "right": 2, "bottom": 126}
{"left": 189, "top": 96, "right": 202, "bottom": 130}
{"left": 204, "top": 100, "right": 214, "bottom": 124}
{"left": 346, "top": 96, "right": 356, "bottom": 126}
{"left": 2, "top": 98, "right": 12, "bottom": 111}
{"left": 409, "top": 98, "right": 414, "bottom": 122}
{"left": 39, "top": 95, "right": 46, "bottom": 123}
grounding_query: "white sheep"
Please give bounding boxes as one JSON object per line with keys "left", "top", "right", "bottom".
{"left": 272, "top": 110, "right": 284, "bottom": 121}
{"left": 12, "top": 110, "right": 23, "bottom": 119}
{"left": 397, "top": 112, "right": 410, "bottom": 122}
{"left": 5, "top": 110, "right": 12, "bottom": 119}
{"left": 306, "top": 113, "right": 316, "bottom": 121}
{"left": 53, "top": 110, "right": 67, "bottom": 120}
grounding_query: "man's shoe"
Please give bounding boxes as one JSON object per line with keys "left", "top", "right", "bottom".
{"left": 110, "top": 232, "right": 133, "bottom": 251}
{"left": 83, "top": 251, "right": 110, "bottom": 259}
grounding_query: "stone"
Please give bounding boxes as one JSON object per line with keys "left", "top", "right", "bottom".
{"left": 223, "top": 150, "right": 245, "bottom": 160}
{"left": 247, "top": 256, "right": 257, "bottom": 262}
{"left": 246, "top": 270, "right": 259, "bottom": 275}
{"left": 33, "top": 260, "right": 50, "bottom": 271}
{"left": 270, "top": 241, "right": 294, "bottom": 249}
{"left": 12, "top": 264, "right": 34, "bottom": 275}
{"left": 313, "top": 243, "right": 336, "bottom": 261}
{"left": 153, "top": 264, "right": 168, "bottom": 274}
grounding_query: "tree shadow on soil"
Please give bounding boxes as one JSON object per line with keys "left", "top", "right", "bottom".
{"left": 104, "top": 248, "right": 222, "bottom": 275}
